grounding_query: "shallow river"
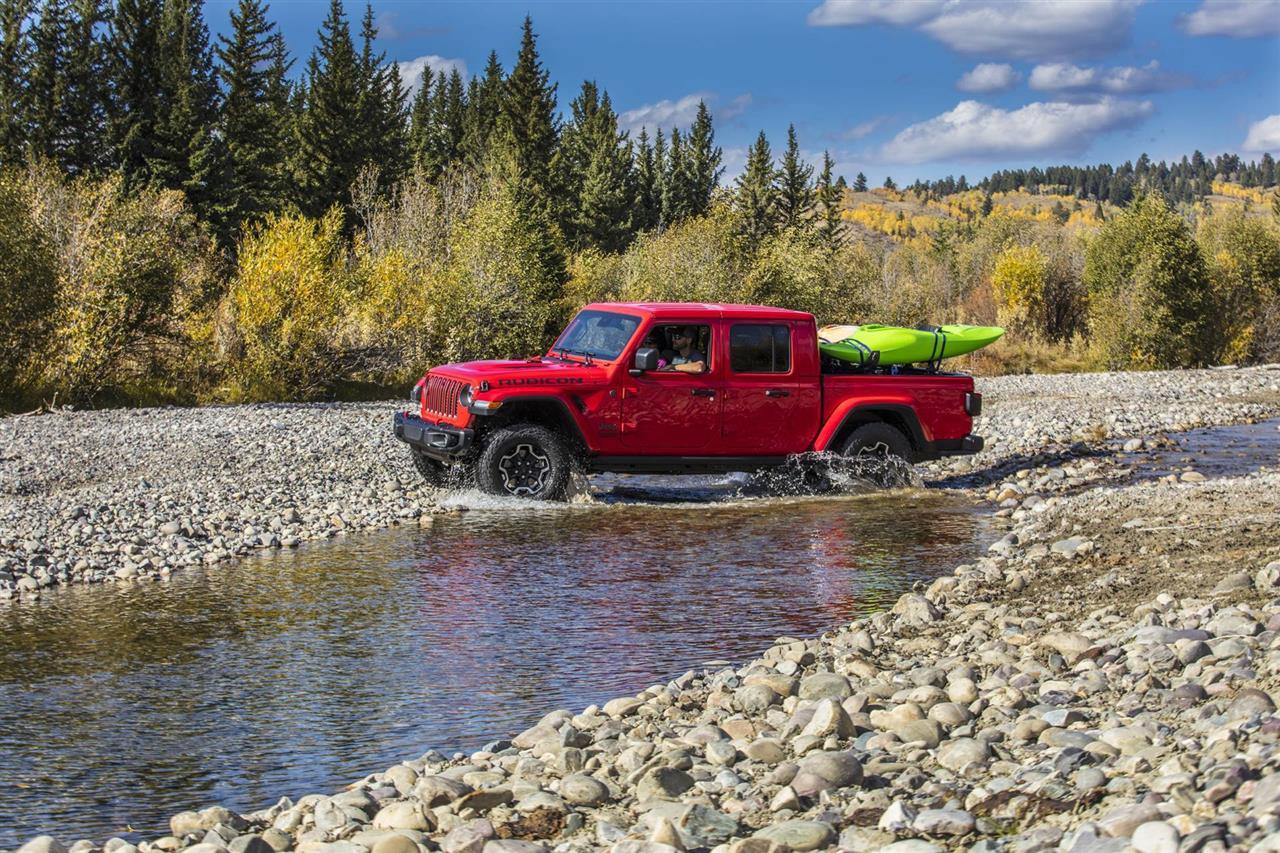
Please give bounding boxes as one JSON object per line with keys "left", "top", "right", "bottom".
{"left": 0, "top": 481, "right": 986, "bottom": 847}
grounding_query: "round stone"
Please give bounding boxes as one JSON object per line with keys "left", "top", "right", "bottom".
{"left": 560, "top": 773, "right": 609, "bottom": 806}
{"left": 753, "top": 820, "right": 836, "bottom": 851}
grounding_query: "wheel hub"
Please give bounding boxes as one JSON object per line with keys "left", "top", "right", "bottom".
{"left": 497, "top": 443, "right": 551, "bottom": 496}
{"left": 856, "top": 440, "right": 892, "bottom": 457}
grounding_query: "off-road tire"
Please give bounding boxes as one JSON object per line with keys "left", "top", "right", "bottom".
{"left": 475, "top": 424, "right": 573, "bottom": 500}
{"left": 839, "top": 422, "right": 913, "bottom": 462}
{"left": 411, "top": 449, "right": 449, "bottom": 487}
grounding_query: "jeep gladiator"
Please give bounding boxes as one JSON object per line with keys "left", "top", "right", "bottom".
{"left": 393, "top": 303, "right": 983, "bottom": 499}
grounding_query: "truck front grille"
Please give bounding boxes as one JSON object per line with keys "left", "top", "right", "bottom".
{"left": 424, "top": 375, "right": 463, "bottom": 419}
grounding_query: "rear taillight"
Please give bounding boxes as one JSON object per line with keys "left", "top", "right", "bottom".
{"left": 965, "top": 392, "right": 982, "bottom": 416}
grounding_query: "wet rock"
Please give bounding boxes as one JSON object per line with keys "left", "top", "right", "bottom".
{"left": 17, "top": 837, "right": 68, "bottom": 853}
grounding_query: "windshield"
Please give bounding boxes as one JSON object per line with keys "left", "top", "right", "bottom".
{"left": 551, "top": 310, "right": 641, "bottom": 362}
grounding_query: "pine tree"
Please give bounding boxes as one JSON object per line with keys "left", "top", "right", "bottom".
{"left": 981, "top": 191, "right": 994, "bottom": 217}
{"left": 218, "top": 0, "right": 292, "bottom": 233}
{"left": 632, "top": 127, "right": 659, "bottom": 233}
{"left": 0, "top": 0, "right": 33, "bottom": 166}
{"left": 107, "top": 0, "right": 164, "bottom": 187}
{"left": 357, "top": 3, "right": 407, "bottom": 193}
{"left": 26, "top": 0, "right": 69, "bottom": 162}
{"left": 59, "top": 0, "right": 108, "bottom": 174}
{"left": 735, "top": 130, "right": 776, "bottom": 247}
{"left": 834, "top": 174, "right": 847, "bottom": 192}
{"left": 662, "top": 126, "right": 696, "bottom": 225}
{"left": 459, "top": 50, "right": 501, "bottom": 172}
{"left": 651, "top": 126, "right": 666, "bottom": 222}
{"left": 686, "top": 100, "right": 721, "bottom": 217}
{"left": 852, "top": 171, "right": 867, "bottom": 192}
{"left": 495, "top": 16, "right": 558, "bottom": 204}
{"left": 883, "top": 175, "right": 896, "bottom": 190}
{"left": 572, "top": 91, "right": 633, "bottom": 252}
{"left": 153, "top": 0, "right": 228, "bottom": 231}
{"left": 408, "top": 69, "right": 439, "bottom": 173}
{"left": 776, "top": 123, "right": 812, "bottom": 230}
{"left": 293, "top": 0, "right": 365, "bottom": 218}
{"left": 814, "top": 150, "right": 840, "bottom": 251}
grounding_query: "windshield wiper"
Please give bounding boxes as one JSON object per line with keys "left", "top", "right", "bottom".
{"left": 560, "top": 348, "right": 595, "bottom": 365}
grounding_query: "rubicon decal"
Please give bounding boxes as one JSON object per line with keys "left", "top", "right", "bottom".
{"left": 495, "top": 377, "right": 586, "bottom": 387}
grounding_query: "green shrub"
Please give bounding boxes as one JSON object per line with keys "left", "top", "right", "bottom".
{"left": 223, "top": 208, "right": 357, "bottom": 398}
{"left": 1196, "top": 207, "right": 1280, "bottom": 362}
{"left": 1083, "top": 194, "right": 1212, "bottom": 369}
{"left": 0, "top": 172, "right": 58, "bottom": 403}
{"left": 432, "top": 183, "right": 567, "bottom": 363}
{"left": 25, "top": 168, "right": 219, "bottom": 404}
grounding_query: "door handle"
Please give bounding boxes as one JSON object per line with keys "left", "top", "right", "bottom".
{"left": 691, "top": 388, "right": 716, "bottom": 398}
{"left": 765, "top": 389, "right": 790, "bottom": 398}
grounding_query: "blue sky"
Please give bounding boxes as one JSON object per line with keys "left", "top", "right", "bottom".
{"left": 205, "top": 0, "right": 1280, "bottom": 185}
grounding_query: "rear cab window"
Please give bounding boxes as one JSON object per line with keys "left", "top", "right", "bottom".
{"left": 730, "top": 323, "right": 791, "bottom": 374}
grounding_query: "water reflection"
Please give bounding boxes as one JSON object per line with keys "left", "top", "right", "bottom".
{"left": 0, "top": 488, "right": 984, "bottom": 847}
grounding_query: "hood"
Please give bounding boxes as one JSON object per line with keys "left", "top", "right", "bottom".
{"left": 431, "top": 357, "right": 609, "bottom": 388}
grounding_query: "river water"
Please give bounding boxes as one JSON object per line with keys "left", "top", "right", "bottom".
{"left": 0, "top": 480, "right": 986, "bottom": 848}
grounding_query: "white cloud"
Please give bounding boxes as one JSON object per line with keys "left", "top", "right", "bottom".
{"left": 1028, "top": 61, "right": 1188, "bottom": 95}
{"left": 1243, "top": 115, "right": 1280, "bottom": 152}
{"left": 1180, "top": 0, "right": 1280, "bottom": 37}
{"left": 720, "top": 146, "right": 750, "bottom": 184}
{"left": 808, "top": 0, "right": 1145, "bottom": 60}
{"left": 619, "top": 92, "right": 751, "bottom": 133}
{"left": 957, "top": 63, "right": 1020, "bottom": 93}
{"left": 840, "top": 116, "right": 891, "bottom": 140}
{"left": 397, "top": 55, "right": 468, "bottom": 98}
{"left": 880, "top": 97, "right": 1153, "bottom": 163}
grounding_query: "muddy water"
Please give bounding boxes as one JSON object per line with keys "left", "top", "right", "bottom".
{"left": 0, "top": 484, "right": 985, "bottom": 847}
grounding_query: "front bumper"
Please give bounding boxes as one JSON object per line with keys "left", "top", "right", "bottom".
{"left": 393, "top": 411, "right": 474, "bottom": 461}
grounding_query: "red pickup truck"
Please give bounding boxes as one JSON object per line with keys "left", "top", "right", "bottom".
{"left": 394, "top": 303, "right": 983, "bottom": 499}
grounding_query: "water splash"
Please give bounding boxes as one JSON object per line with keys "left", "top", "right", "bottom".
{"left": 744, "top": 451, "right": 923, "bottom": 497}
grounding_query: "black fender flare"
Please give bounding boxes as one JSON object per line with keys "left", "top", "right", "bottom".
{"left": 826, "top": 404, "right": 934, "bottom": 461}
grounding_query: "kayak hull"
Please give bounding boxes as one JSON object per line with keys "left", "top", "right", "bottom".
{"left": 819, "top": 324, "right": 1004, "bottom": 366}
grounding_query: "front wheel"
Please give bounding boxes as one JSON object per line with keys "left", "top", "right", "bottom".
{"left": 475, "top": 424, "right": 573, "bottom": 500}
{"left": 412, "top": 450, "right": 449, "bottom": 487}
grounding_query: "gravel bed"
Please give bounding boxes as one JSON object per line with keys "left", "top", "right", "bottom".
{"left": 6, "top": 367, "right": 1280, "bottom": 852}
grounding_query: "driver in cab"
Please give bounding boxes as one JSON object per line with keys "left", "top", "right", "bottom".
{"left": 663, "top": 326, "right": 707, "bottom": 373}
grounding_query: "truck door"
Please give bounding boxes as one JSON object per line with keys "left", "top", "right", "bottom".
{"left": 620, "top": 321, "right": 722, "bottom": 453}
{"left": 721, "top": 322, "right": 813, "bottom": 455}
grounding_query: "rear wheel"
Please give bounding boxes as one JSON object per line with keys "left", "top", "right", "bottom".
{"left": 476, "top": 424, "right": 573, "bottom": 500}
{"left": 838, "top": 422, "right": 914, "bottom": 488}
{"left": 839, "top": 422, "right": 913, "bottom": 461}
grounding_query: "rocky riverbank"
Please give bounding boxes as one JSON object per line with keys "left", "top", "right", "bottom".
{"left": 4, "top": 365, "right": 1280, "bottom": 601}
{"left": 5, "top": 365, "right": 1280, "bottom": 853}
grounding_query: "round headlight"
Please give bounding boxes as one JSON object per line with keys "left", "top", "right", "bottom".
{"left": 459, "top": 384, "right": 474, "bottom": 407}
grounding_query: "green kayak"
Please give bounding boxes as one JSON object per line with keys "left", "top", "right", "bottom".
{"left": 819, "top": 323, "right": 1004, "bottom": 366}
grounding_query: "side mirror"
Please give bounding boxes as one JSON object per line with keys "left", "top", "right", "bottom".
{"left": 868, "top": 351, "right": 881, "bottom": 368}
{"left": 630, "top": 347, "right": 659, "bottom": 376}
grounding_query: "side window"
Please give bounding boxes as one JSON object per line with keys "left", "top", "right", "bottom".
{"left": 731, "top": 324, "right": 791, "bottom": 373}
{"left": 644, "top": 324, "right": 713, "bottom": 372}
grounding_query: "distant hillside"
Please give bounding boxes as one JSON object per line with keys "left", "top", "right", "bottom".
{"left": 838, "top": 173, "right": 1278, "bottom": 245}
